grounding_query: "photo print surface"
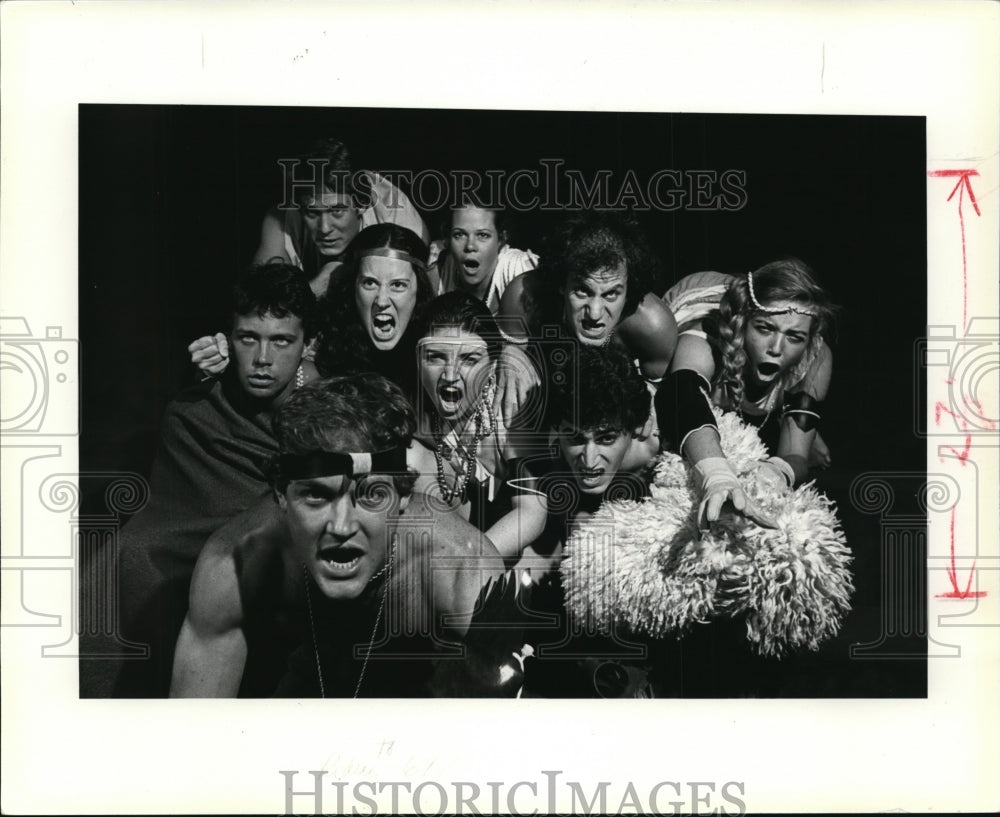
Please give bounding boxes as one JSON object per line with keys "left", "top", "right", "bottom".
{"left": 78, "top": 104, "right": 927, "bottom": 700}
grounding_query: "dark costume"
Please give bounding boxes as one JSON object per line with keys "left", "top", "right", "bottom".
{"left": 512, "top": 453, "right": 659, "bottom": 698}
{"left": 81, "top": 373, "right": 279, "bottom": 697}
{"left": 242, "top": 563, "right": 527, "bottom": 698}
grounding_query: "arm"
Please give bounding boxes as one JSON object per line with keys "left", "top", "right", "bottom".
{"left": 252, "top": 209, "right": 292, "bottom": 265}
{"left": 491, "top": 276, "right": 545, "bottom": 426}
{"left": 188, "top": 332, "right": 229, "bottom": 377}
{"left": 253, "top": 210, "right": 291, "bottom": 264}
{"left": 496, "top": 274, "right": 530, "bottom": 341}
{"left": 417, "top": 500, "right": 505, "bottom": 639}
{"left": 659, "top": 332, "right": 775, "bottom": 528}
{"left": 484, "top": 489, "right": 548, "bottom": 566}
{"left": 617, "top": 293, "right": 679, "bottom": 382}
{"left": 169, "top": 536, "right": 246, "bottom": 697}
{"left": 775, "top": 343, "right": 833, "bottom": 484}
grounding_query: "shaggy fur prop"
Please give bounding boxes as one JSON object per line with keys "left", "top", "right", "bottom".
{"left": 561, "top": 410, "right": 854, "bottom": 657}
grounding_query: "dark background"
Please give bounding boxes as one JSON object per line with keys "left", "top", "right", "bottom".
{"left": 79, "top": 105, "right": 927, "bottom": 696}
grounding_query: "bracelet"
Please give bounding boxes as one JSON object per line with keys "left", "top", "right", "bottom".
{"left": 762, "top": 456, "right": 795, "bottom": 488}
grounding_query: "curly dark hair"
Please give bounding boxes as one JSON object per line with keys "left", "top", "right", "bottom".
{"left": 313, "top": 224, "right": 433, "bottom": 379}
{"left": 270, "top": 374, "right": 417, "bottom": 496}
{"left": 546, "top": 344, "right": 651, "bottom": 434}
{"left": 522, "top": 211, "right": 658, "bottom": 336}
{"left": 230, "top": 261, "right": 319, "bottom": 341}
{"left": 715, "top": 257, "right": 838, "bottom": 411}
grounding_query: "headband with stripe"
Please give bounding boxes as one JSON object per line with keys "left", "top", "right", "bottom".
{"left": 356, "top": 247, "right": 426, "bottom": 272}
{"left": 279, "top": 447, "right": 408, "bottom": 481}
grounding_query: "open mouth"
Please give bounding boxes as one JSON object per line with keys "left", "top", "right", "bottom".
{"left": 317, "top": 544, "right": 365, "bottom": 575}
{"left": 461, "top": 258, "right": 480, "bottom": 272}
{"left": 371, "top": 313, "right": 396, "bottom": 338}
{"left": 580, "top": 318, "right": 605, "bottom": 336}
{"left": 577, "top": 467, "right": 605, "bottom": 485}
{"left": 437, "top": 383, "right": 464, "bottom": 408}
{"left": 757, "top": 362, "right": 780, "bottom": 377}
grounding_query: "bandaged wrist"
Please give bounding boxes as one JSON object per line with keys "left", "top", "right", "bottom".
{"left": 761, "top": 456, "right": 794, "bottom": 487}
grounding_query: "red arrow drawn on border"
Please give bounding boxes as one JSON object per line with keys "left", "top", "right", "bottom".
{"left": 936, "top": 507, "right": 987, "bottom": 599}
{"left": 928, "top": 169, "right": 982, "bottom": 329}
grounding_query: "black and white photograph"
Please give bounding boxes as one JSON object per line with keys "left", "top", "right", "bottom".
{"left": 2, "top": 2, "right": 997, "bottom": 814}
{"left": 77, "top": 105, "right": 927, "bottom": 701}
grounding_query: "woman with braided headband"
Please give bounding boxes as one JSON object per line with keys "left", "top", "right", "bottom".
{"left": 655, "top": 259, "right": 836, "bottom": 528}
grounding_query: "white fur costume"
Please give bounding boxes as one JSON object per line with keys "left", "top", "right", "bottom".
{"left": 561, "top": 409, "right": 853, "bottom": 657}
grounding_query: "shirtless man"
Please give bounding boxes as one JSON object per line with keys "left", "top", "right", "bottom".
{"left": 170, "top": 374, "right": 520, "bottom": 697}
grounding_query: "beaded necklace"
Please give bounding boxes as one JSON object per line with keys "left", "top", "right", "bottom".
{"left": 431, "top": 405, "right": 494, "bottom": 504}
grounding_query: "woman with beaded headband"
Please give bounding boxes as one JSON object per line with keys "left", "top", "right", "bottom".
{"left": 655, "top": 260, "right": 836, "bottom": 528}
{"left": 311, "top": 223, "right": 433, "bottom": 398}
{"left": 407, "top": 291, "right": 548, "bottom": 563}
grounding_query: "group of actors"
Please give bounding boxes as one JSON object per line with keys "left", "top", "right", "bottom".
{"left": 81, "top": 138, "right": 837, "bottom": 699}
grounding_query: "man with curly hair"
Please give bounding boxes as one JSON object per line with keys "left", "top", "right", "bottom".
{"left": 170, "top": 374, "right": 520, "bottom": 698}
{"left": 513, "top": 344, "right": 658, "bottom": 580}
{"left": 513, "top": 344, "right": 660, "bottom": 697}
{"left": 498, "top": 210, "right": 678, "bottom": 383}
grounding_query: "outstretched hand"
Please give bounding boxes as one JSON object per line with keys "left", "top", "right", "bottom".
{"left": 188, "top": 332, "right": 229, "bottom": 377}
{"left": 694, "top": 457, "right": 777, "bottom": 530}
{"left": 491, "top": 344, "right": 541, "bottom": 428}
{"left": 754, "top": 456, "right": 795, "bottom": 493}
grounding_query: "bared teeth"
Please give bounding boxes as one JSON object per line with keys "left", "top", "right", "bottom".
{"left": 319, "top": 546, "right": 363, "bottom": 564}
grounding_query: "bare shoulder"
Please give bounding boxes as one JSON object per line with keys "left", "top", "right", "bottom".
{"left": 799, "top": 340, "right": 834, "bottom": 400}
{"left": 497, "top": 269, "right": 528, "bottom": 317}
{"left": 190, "top": 496, "right": 287, "bottom": 629}
{"left": 618, "top": 293, "right": 678, "bottom": 378}
{"left": 392, "top": 493, "right": 504, "bottom": 636}
{"left": 254, "top": 208, "right": 291, "bottom": 265}
{"left": 619, "top": 293, "right": 678, "bottom": 343}
{"left": 670, "top": 330, "right": 717, "bottom": 378}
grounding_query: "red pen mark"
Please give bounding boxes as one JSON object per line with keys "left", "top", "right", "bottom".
{"left": 943, "top": 435, "right": 973, "bottom": 464}
{"left": 935, "top": 400, "right": 972, "bottom": 462}
{"left": 934, "top": 399, "right": 959, "bottom": 426}
{"left": 936, "top": 507, "right": 987, "bottom": 599}
{"left": 940, "top": 382, "right": 998, "bottom": 431}
{"left": 928, "top": 169, "right": 982, "bottom": 329}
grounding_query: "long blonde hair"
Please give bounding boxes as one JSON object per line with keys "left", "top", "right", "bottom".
{"left": 715, "top": 258, "right": 836, "bottom": 410}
